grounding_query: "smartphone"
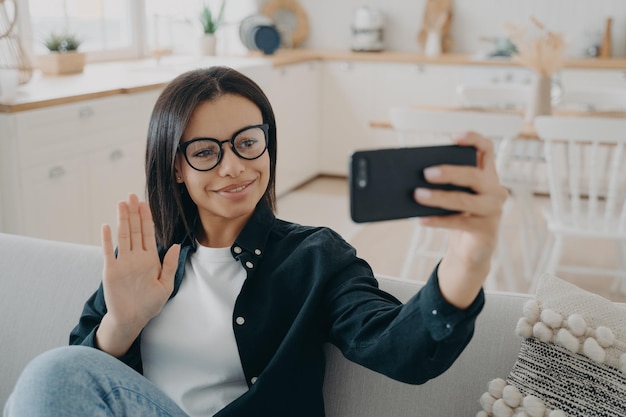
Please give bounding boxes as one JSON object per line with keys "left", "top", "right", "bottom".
{"left": 349, "top": 144, "right": 477, "bottom": 223}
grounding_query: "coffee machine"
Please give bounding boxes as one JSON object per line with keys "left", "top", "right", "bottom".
{"left": 351, "top": 6, "right": 384, "bottom": 52}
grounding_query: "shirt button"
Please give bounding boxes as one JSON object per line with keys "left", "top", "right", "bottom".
{"left": 233, "top": 246, "right": 242, "bottom": 254}
{"left": 254, "top": 249, "right": 261, "bottom": 256}
{"left": 446, "top": 324, "right": 451, "bottom": 329}
{"left": 235, "top": 316, "right": 245, "bottom": 325}
{"left": 245, "top": 261, "right": 254, "bottom": 269}
{"left": 250, "top": 377, "right": 258, "bottom": 384}
{"left": 432, "top": 309, "right": 438, "bottom": 316}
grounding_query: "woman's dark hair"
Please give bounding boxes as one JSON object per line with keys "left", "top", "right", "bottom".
{"left": 145, "top": 66, "right": 277, "bottom": 248}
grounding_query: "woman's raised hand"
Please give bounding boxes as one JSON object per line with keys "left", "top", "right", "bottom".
{"left": 96, "top": 194, "right": 180, "bottom": 357}
{"left": 413, "top": 132, "right": 508, "bottom": 309}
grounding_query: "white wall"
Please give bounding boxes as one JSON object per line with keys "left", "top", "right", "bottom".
{"left": 278, "top": 0, "right": 626, "bottom": 57}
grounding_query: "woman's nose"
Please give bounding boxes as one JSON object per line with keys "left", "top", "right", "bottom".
{"left": 217, "top": 144, "right": 245, "bottom": 176}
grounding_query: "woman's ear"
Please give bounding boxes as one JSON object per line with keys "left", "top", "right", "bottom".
{"left": 174, "top": 159, "right": 184, "bottom": 183}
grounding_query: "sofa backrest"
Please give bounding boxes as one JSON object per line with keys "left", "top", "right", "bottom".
{"left": 0, "top": 233, "right": 103, "bottom": 408}
{"left": 0, "top": 232, "right": 531, "bottom": 415}
{"left": 324, "top": 275, "right": 531, "bottom": 416}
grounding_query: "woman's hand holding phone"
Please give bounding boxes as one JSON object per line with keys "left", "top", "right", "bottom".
{"left": 415, "top": 132, "right": 508, "bottom": 309}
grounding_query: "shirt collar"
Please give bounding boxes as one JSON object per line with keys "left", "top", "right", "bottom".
{"left": 230, "top": 201, "right": 275, "bottom": 261}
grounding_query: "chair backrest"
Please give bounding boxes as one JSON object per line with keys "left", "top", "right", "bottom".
{"left": 557, "top": 89, "right": 626, "bottom": 111}
{"left": 388, "top": 107, "right": 530, "bottom": 187}
{"left": 534, "top": 116, "right": 626, "bottom": 234}
{"left": 389, "top": 107, "right": 524, "bottom": 145}
{"left": 456, "top": 84, "right": 531, "bottom": 110}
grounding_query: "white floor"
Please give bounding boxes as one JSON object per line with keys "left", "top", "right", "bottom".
{"left": 276, "top": 176, "right": 626, "bottom": 303}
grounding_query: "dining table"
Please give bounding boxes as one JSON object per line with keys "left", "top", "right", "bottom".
{"left": 369, "top": 104, "right": 626, "bottom": 140}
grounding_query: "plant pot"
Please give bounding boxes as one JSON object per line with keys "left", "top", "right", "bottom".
{"left": 38, "top": 51, "right": 86, "bottom": 75}
{"left": 200, "top": 34, "right": 217, "bottom": 56}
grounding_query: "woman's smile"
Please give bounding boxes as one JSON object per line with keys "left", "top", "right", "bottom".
{"left": 215, "top": 179, "right": 256, "bottom": 197}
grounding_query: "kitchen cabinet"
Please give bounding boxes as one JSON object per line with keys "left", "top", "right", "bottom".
{"left": 0, "top": 90, "right": 160, "bottom": 245}
{"left": 559, "top": 68, "right": 626, "bottom": 91}
{"left": 320, "top": 61, "right": 463, "bottom": 176}
{"left": 371, "top": 62, "right": 464, "bottom": 145}
{"left": 266, "top": 61, "right": 321, "bottom": 197}
{"left": 320, "top": 61, "right": 378, "bottom": 176}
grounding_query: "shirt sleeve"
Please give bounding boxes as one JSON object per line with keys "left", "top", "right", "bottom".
{"left": 325, "top": 259, "right": 484, "bottom": 385}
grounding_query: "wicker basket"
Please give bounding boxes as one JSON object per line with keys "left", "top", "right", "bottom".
{"left": 0, "top": 0, "right": 33, "bottom": 84}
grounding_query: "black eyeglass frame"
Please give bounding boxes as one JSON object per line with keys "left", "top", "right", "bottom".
{"left": 177, "top": 123, "right": 269, "bottom": 172}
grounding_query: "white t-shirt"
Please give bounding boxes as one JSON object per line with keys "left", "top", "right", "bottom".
{"left": 141, "top": 244, "right": 248, "bottom": 416}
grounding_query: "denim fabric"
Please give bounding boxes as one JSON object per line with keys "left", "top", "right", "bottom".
{"left": 4, "top": 346, "right": 188, "bottom": 417}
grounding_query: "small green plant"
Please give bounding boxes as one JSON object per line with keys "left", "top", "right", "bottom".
{"left": 199, "top": 0, "right": 226, "bottom": 34}
{"left": 43, "top": 32, "right": 82, "bottom": 53}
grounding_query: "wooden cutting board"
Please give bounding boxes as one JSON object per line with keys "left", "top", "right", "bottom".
{"left": 417, "top": 0, "right": 453, "bottom": 53}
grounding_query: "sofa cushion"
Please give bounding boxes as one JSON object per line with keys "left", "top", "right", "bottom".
{"left": 477, "top": 273, "right": 626, "bottom": 416}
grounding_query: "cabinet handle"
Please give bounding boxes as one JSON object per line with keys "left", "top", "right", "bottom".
{"left": 414, "top": 64, "right": 425, "bottom": 73}
{"left": 109, "top": 149, "right": 124, "bottom": 161}
{"left": 78, "top": 106, "right": 94, "bottom": 119}
{"left": 340, "top": 62, "right": 353, "bottom": 71}
{"left": 621, "top": 71, "right": 626, "bottom": 81}
{"left": 48, "top": 166, "right": 66, "bottom": 179}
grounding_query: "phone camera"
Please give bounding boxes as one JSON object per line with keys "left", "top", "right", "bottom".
{"left": 356, "top": 157, "right": 368, "bottom": 189}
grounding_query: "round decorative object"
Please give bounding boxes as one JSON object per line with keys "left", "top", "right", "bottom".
{"left": 261, "top": 0, "right": 309, "bottom": 47}
{"left": 253, "top": 25, "right": 281, "bottom": 55}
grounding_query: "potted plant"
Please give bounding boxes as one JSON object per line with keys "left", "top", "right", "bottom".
{"left": 199, "top": 0, "right": 226, "bottom": 55}
{"left": 38, "top": 32, "right": 86, "bottom": 75}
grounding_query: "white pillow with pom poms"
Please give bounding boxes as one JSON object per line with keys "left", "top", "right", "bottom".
{"left": 477, "top": 273, "right": 626, "bottom": 417}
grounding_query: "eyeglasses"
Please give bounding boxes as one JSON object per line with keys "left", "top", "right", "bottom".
{"left": 178, "top": 124, "right": 269, "bottom": 171}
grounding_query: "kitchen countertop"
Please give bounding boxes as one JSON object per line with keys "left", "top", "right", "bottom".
{"left": 2, "top": 49, "right": 626, "bottom": 113}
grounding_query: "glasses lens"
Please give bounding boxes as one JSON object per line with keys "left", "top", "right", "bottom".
{"left": 233, "top": 126, "right": 267, "bottom": 160}
{"left": 185, "top": 139, "right": 221, "bottom": 170}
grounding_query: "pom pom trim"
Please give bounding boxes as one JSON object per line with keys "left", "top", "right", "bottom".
{"left": 517, "top": 300, "right": 626, "bottom": 372}
{"left": 477, "top": 379, "right": 565, "bottom": 417}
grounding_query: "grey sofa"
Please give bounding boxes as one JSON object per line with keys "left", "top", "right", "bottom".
{"left": 0, "top": 232, "right": 531, "bottom": 416}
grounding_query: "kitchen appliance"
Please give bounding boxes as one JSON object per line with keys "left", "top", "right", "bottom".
{"left": 351, "top": 6, "right": 384, "bottom": 52}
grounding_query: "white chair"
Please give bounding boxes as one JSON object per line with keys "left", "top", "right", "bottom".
{"left": 556, "top": 89, "right": 626, "bottom": 112}
{"left": 533, "top": 115, "right": 626, "bottom": 293}
{"left": 456, "top": 84, "right": 531, "bottom": 110}
{"left": 388, "top": 108, "right": 532, "bottom": 291}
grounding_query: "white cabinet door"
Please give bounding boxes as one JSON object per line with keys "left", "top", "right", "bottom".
{"left": 320, "top": 61, "right": 463, "bottom": 176}
{"left": 20, "top": 157, "right": 91, "bottom": 243}
{"left": 90, "top": 140, "right": 146, "bottom": 243}
{"left": 268, "top": 62, "right": 321, "bottom": 196}
{"left": 374, "top": 63, "right": 463, "bottom": 113}
{"left": 559, "top": 69, "right": 626, "bottom": 91}
{"left": 0, "top": 90, "right": 159, "bottom": 244}
{"left": 320, "top": 61, "right": 379, "bottom": 176}
{"left": 372, "top": 62, "right": 464, "bottom": 146}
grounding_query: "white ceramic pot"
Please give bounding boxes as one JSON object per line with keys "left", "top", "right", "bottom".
{"left": 200, "top": 34, "right": 217, "bottom": 56}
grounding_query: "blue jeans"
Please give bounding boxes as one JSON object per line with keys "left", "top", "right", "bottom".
{"left": 4, "top": 346, "right": 189, "bottom": 417}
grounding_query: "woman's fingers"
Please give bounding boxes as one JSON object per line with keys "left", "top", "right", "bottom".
{"left": 101, "top": 224, "right": 115, "bottom": 263}
{"left": 114, "top": 194, "right": 156, "bottom": 255}
{"left": 139, "top": 201, "right": 157, "bottom": 252}
{"left": 414, "top": 131, "right": 507, "bottom": 217}
{"left": 160, "top": 244, "right": 181, "bottom": 293}
{"left": 453, "top": 131, "right": 497, "bottom": 174}
{"left": 415, "top": 186, "right": 507, "bottom": 217}
{"left": 128, "top": 194, "right": 142, "bottom": 251}
{"left": 116, "top": 201, "right": 131, "bottom": 254}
